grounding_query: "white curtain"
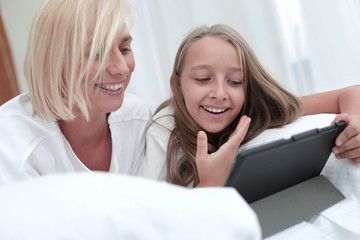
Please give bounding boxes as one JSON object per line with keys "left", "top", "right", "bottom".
{"left": 275, "top": 0, "right": 360, "bottom": 95}
{"left": 300, "top": 0, "right": 360, "bottom": 92}
{"left": 126, "top": 0, "right": 170, "bottom": 112}
{"left": 127, "top": 0, "right": 290, "bottom": 112}
{"left": 127, "top": 0, "right": 360, "bottom": 112}
{"left": 3, "top": 0, "right": 358, "bottom": 111}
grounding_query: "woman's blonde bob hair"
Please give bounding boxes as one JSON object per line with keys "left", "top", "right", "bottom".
{"left": 155, "top": 24, "right": 303, "bottom": 186}
{"left": 24, "top": 0, "right": 135, "bottom": 121}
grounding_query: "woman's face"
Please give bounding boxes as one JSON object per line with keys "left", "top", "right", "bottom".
{"left": 179, "top": 37, "right": 245, "bottom": 133}
{"left": 86, "top": 25, "right": 135, "bottom": 117}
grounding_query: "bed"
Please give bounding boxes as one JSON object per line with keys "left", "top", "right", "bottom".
{"left": 0, "top": 113, "right": 358, "bottom": 239}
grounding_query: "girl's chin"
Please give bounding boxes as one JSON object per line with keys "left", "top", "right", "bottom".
{"left": 202, "top": 126, "right": 227, "bottom": 134}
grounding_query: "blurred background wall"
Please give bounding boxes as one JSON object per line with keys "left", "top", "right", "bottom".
{"left": 1, "top": 0, "right": 359, "bottom": 110}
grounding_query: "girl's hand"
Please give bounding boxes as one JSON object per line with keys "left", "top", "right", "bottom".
{"left": 195, "top": 115, "right": 251, "bottom": 187}
{"left": 332, "top": 113, "right": 360, "bottom": 163}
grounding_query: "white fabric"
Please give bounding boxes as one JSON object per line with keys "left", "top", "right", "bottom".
{"left": 139, "top": 105, "right": 175, "bottom": 181}
{"left": 238, "top": 113, "right": 337, "bottom": 151}
{"left": 0, "top": 92, "right": 151, "bottom": 185}
{"left": 0, "top": 172, "right": 261, "bottom": 240}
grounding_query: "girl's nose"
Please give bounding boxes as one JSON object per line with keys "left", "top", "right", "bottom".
{"left": 210, "top": 80, "right": 228, "bottom": 100}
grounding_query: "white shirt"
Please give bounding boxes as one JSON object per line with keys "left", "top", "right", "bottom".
{"left": 139, "top": 105, "right": 176, "bottom": 182}
{"left": 0, "top": 92, "right": 151, "bottom": 185}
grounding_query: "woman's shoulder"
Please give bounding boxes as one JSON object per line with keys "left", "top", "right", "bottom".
{"left": 1, "top": 93, "right": 32, "bottom": 115}
{"left": 0, "top": 93, "right": 63, "bottom": 180}
{"left": 0, "top": 93, "right": 60, "bottom": 136}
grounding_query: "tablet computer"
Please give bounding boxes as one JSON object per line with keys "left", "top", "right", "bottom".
{"left": 225, "top": 121, "right": 346, "bottom": 203}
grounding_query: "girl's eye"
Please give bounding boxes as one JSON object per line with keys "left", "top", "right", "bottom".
{"left": 228, "top": 79, "right": 243, "bottom": 86}
{"left": 195, "top": 77, "right": 210, "bottom": 82}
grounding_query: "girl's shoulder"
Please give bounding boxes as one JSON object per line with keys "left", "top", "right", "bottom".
{"left": 151, "top": 104, "right": 175, "bottom": 131}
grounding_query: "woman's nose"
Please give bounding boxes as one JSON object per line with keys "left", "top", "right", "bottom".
{"left": 106, "top": 50, "right": 131, "bottom": 76}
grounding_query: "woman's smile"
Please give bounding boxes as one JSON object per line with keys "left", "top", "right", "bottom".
{"left": 94, "top": 82, "right": 124, "bottom": 95}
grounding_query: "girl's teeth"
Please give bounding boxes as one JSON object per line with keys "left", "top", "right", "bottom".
{"left": 202, "top": 106, "right": 226, "bottom": 113}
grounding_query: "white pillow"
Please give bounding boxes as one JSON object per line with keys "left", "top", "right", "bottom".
{"left": 239, "top": 113, "right": 337, "bottom": 151}
{"left": 0, "top": 173, "right": 261, "bottom": 240}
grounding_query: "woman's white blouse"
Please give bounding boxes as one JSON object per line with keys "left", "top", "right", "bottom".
{"left": 0, "top": 92, "right": 151, "bottom": 184}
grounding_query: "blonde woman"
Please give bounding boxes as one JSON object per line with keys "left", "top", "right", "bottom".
{"left": 0, "top": 0, "right": 151, "bottom": 184}
{"left": 140, "top": 24, "right": 360, "bottom": 187}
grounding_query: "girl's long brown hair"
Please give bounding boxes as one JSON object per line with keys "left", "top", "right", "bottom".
{"left": 153, "top": 24, "right": 303, "bottom": 187}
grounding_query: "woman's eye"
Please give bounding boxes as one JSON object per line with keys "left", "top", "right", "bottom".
{"left": 195, "top": 77, "right": 210, "bottom": 82}
{"left": 120, "top": 47, "right": 131, "bottom": 55}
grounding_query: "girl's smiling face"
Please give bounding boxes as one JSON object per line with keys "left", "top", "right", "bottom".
{"left": 179, "top": 37, "right": 245, "bottom": 133}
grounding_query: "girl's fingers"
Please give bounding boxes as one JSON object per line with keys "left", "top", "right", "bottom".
{"left": 196, "top": 131, "right": 208, "bottom": 165}
{"left": 227, "top": 116, "right": 251, "bottom": 151}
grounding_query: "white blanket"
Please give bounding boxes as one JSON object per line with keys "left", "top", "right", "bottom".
{"left": 0, "top": 172, "right": 261, "bottom": 240}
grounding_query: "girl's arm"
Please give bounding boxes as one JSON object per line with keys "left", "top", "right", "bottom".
{"left": 301, "top": 85, "right": 360, "bottom": 115}
{"left": 301, "top": 85, "right": 360, "bottom": 163}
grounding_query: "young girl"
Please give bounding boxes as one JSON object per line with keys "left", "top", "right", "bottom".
{"left": 140, "top": 24, "right": 360, "bottom": 188}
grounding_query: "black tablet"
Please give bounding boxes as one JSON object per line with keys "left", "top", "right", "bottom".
{"left": 225, "top": 121, "right": 346, "bottom": 203}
